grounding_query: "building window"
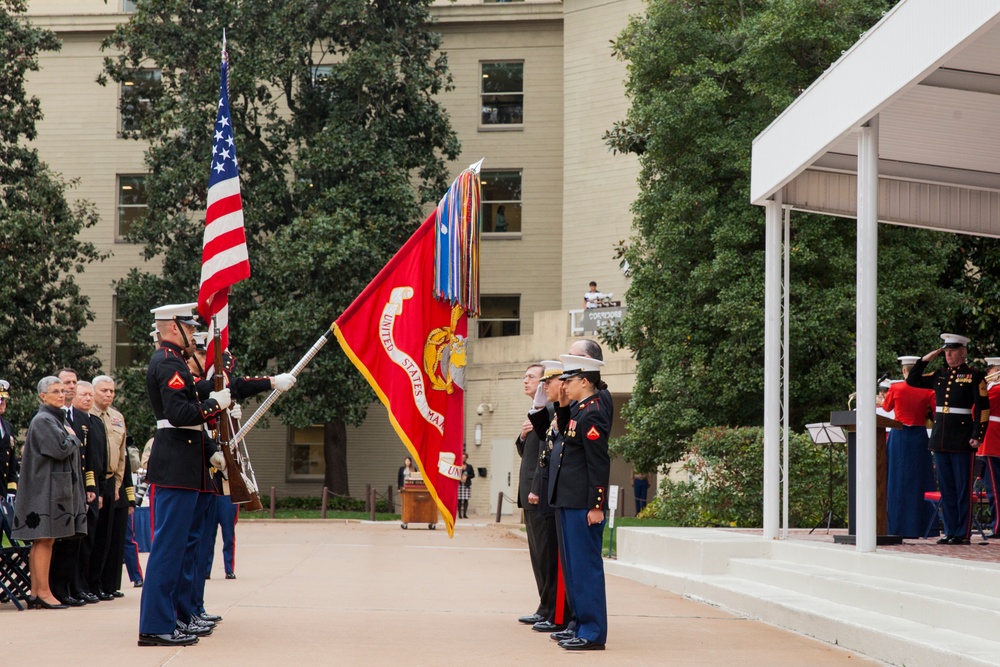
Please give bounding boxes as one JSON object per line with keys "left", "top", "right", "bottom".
{"left": 120, "top": 68, "right": 161, "bottom": 135}
{"left": 481, "top": 62, "right": 523, "bottom": 126}
{"left": 288, "top": 426, "right": 326, "bottom": 480}
{"left": 481, "top": 170, "right": 522, "bottom": 234}
{"left": 112, "top": 296, "right": 142, "bottom": 370}
{"left": 117, "top": 175, "right": 148, "bottom": 240}
{"left": 478, "top": 295, "right": 520, "bottom": 338}
{"left": 123, "top": 0, "right": 137, "bottom": 11}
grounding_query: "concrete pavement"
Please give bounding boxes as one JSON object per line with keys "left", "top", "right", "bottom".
{"left": 0, "top": 519, "right": 878, "bottom": 665}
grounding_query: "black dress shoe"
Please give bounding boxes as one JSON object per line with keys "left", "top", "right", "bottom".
{"left": 226, "top": 572, "right": 236, "bottom": 579}
{"left": 60, "top": 596, "right": 86, "bottom": 607}
{"left": 138, "top": 631, "right": 199, "bottom": 647}
{"left": 532, "top": 621, "right": 567, "bottom": 633}
{"left": 199, "top": 612, "right": 223, "bottom": 623}
{"left": 96, "top": 591, "right": 114, "bottom": 601}
{"left": 551, "top": 629, "right": 575, "bottom": 642}
{"left": 559, "top": 637, "right": 605, "bottom": 651}
{"left": 936, "top": 536, "right": 953, "bottom": 545}
{"left": 518, "top": 613, "right": 545, "bottom": 625}
{"left": 78, "top": 592, "right": 99, "bottom": 604}
{"left": 951, "top": 537, "right": 971, "bottom": 545}
{"left": 111, "top": 591, "right": 125, "bottom": 598}
{"left": 29, "top": 596, "right": 68, "bottom": 610}
{"left": 177, "top": 621, "right": 213, "bottom": 637}
{"left": 133, "top": 580, "right": 144, "bottom": 588}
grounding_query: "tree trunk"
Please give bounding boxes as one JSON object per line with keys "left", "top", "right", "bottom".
{"left": 323, "top": 419, "right": 349, "bottom": 496}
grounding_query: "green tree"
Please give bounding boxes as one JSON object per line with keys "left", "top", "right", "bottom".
{"left": 0, "top": 0, "right": 104, "bottom": 431}
{"left": 100, "top": 0, "right": 459, "bottom": 493}
{"left": 603, "top": 0, "right": 965, "bottom": 471}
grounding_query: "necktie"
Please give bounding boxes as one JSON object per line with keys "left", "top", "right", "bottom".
{"left": 63, "top": 407, "right": 72, "bottom": 423}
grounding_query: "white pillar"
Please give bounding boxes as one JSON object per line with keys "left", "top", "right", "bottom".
{"left": 782, "top": 206, "right": 791, "bottom": 539}
{"left": 763, "top": 193, "right": 783, "bottom": 539}
{"left": 856, "top": 116, "right": 879, "bottom": 553}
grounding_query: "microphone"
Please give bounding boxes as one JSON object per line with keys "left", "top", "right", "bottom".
{"left": 877, "top": 372, "right": 889, "bottom": 385}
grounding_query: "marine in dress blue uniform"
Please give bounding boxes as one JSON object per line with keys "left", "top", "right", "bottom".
{"left": 0, "top": 380, "right": 19, "bottom": 503}
{"left": 549, "top": 354, "right": 611, "bottom": 651}
{"left": 138, "top": 303, "right": 230, "bottom": 647}
{"left": 906, "top": 334, "right": 989, "bottom": 545}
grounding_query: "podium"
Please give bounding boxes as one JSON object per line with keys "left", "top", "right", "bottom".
{"left": 829, "top": 410, "right": 905, "bottom": 545}
{"left": 400, "top": 483, "right": 439, "bottom": 530}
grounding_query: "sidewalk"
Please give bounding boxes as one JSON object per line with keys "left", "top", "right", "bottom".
{"left": 0, "top": 518, "right": 877, "bottom": 665}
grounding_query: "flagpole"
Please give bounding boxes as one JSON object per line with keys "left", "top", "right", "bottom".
{"left": 231, "top": 325, "right": 335, "bottom": 443}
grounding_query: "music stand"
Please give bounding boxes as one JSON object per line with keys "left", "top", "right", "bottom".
{"left": 806, "top": 422, "right": 847, "bottom": 534}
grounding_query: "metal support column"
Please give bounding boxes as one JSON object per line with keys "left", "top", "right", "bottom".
{"left": 856, "top": 116, "right": 879, "bottom": 553}
{"left": 763, "top": 193, "right": 783, "bottom": 539}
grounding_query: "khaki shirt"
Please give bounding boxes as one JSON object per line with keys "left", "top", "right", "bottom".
{"left": 91, "top": 405, "right": 127, "bottom": 489}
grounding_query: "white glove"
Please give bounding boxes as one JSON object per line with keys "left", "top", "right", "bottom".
{"left": 274, "top": 373, "right": 296, "bottom": 392}
{"left": 532, "top": 383, "right": 547, "bottom": 410}
{"left": 229, "top": 402, "right": 242, "bottom": 421}
{"left": 209, "top": 450, "right": 227, "bottom": 471}
{"left": 209, "top": 388, "right": 231, "bottom": 410}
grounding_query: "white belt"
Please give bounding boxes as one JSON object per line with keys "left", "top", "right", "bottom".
{"left": 156, "top": 419, "right": 202, "bottom": 432}
{"left": 936, "top": 406, "right": 972, "bottom": 415}
{"left": 990, "top": 416, "right": 1000, "bottom": 423}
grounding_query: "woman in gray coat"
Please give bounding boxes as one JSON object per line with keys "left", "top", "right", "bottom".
{"left": 12, "top": 376, "right": 88, "bottom": 609}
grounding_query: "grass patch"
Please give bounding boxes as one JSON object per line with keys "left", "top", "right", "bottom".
{"left": 603, "top": 517, "right": 676, "bottom": 557}
{"left": 241, "top": 509, "right": 401, "bottom": 521}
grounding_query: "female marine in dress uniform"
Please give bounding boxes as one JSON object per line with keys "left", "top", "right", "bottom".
{"left": 880, "top": 355, "right": 937, "bottom": 538}
{"left": 977, "top": 357, "right": 1000, "bottom": 536}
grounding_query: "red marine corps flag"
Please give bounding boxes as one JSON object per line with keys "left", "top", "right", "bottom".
{"left": 335, "top": 162, "right": 482, "bottom": 537}
{"left": 198, "top": 37, "right": 251, "bottom": 363}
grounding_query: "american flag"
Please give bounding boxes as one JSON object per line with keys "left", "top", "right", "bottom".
{"left": 198, "top": 54, "right": 250, "bottom": 365}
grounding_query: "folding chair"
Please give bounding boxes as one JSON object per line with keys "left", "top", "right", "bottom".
{"left": 0, "top": 499, "right": 31, "bottom": 610}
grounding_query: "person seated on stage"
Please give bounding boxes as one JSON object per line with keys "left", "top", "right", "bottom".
{"left": 881, "top": 355, "right": 938, "bottom": 539}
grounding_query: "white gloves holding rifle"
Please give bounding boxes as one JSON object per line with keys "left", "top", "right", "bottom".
{"left": 274, "top": 373, "right": 296, "bottom": 392}
{"left": 209, "top": 387, "right": 231, "bottom": 410}
{"left": 229, "top": 402, "right": 242, "bottom": 421}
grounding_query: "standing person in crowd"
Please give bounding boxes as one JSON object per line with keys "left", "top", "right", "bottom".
{"left": 123, "top": 441, "right": 144, "bottom": 588}
{"left": 978, "top": 357, "right": 1000, "bottom": 538}
{"left": 458, "top": 452, "right": 475, "bottom": 519}
{"left": 526, "top": 360, "right": 570, "bottom": 635}
{"left": 549, "top": 354, "right": 611, "bottom": 651}
{"left": 91, "top": 375, "right": 131, "bottom": 597}
{"left": 397, "top": 456, "right": 417, "bottom": 491}
{"left": 139, "top": 303, "right": 230, "bottom": 647}
{"left": 515, "top": 363, "right": 549, "bottom": 627}
{"left": 12, "top": 376, "right": 88, "bottom": 609}
{"left": 0, "top": 379, "right": 18, "bottom": 503}
{"left": 74, "top": 381, "right": 112, "bottom": 602}
{"left": 880, "top": 355, "right": 938, "bottom": 538}
{"left": 907, "top": 333, "right": 990, "bottom": 545}
{"left": 49, "top": 371, "right": 102, "bottom": 607}
{"left": 632, "top": 470, "right": 651, "bottom": 515}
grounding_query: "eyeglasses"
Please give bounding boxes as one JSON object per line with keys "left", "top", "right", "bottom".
{"left": 47, "top": 389, "right": 66, "bottom": 395}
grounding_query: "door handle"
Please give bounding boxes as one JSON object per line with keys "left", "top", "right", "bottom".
{"left": 508, "top": 472, "right": 511, "bottom": 485}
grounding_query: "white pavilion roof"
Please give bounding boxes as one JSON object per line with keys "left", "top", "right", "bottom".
{"left": 751, "top": 0, "right": 1000, "bottom": 237}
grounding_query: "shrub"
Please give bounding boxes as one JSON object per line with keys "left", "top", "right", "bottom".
{"left": 643, "top": 426, "right": 847, "bottom": 528}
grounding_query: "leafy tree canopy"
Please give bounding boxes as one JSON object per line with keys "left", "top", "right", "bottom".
{"left": 100, "top": 0, "right": 460, "bottom": 489}
{"left": 603, "top": 0, "right": 982, "bottom": 472}
{"left": 0, "top": 0, "right": 104, "bottom": 431}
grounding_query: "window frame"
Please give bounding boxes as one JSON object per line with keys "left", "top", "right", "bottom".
{"left": 116, "top": 174, "right": 148, "bottom": 242}
{"left": 477, "top": 294, "right": 521, "bottom": 339}
{"left": 287, "top": 425, "right": 326, "bottom": 481}
{"left": 481, "top": 169, "right": 523, "bottom": 237}
{"left": 112, "top": 295, "right": 142, "bottom": 371}
{"left": 479, "top": 61, "right": 524, "bottom": 130}
{"left": 119, "top": 68, "right": 161, "bottom": 137}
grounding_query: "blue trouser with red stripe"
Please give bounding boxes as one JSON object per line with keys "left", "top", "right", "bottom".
{"left": 934, "top": 451, "right": 975, "bottom": 538}
{"left": 559, "top": 508, "right": 607, "bottom": 645}
{"left": 139, "top": 486, "right": 199, "bottom": 635}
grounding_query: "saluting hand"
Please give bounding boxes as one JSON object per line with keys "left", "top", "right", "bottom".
{"left": 922, "top": 348, "right": 943, "bottom": 362}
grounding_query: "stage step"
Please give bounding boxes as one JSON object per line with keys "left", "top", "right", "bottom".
{"left": 607, "top": 528, "right": 1000, "bottom": 667}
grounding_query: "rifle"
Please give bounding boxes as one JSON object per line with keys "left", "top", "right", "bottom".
{"left": 213, "top": 320, "right": 263, "bottom": 511}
